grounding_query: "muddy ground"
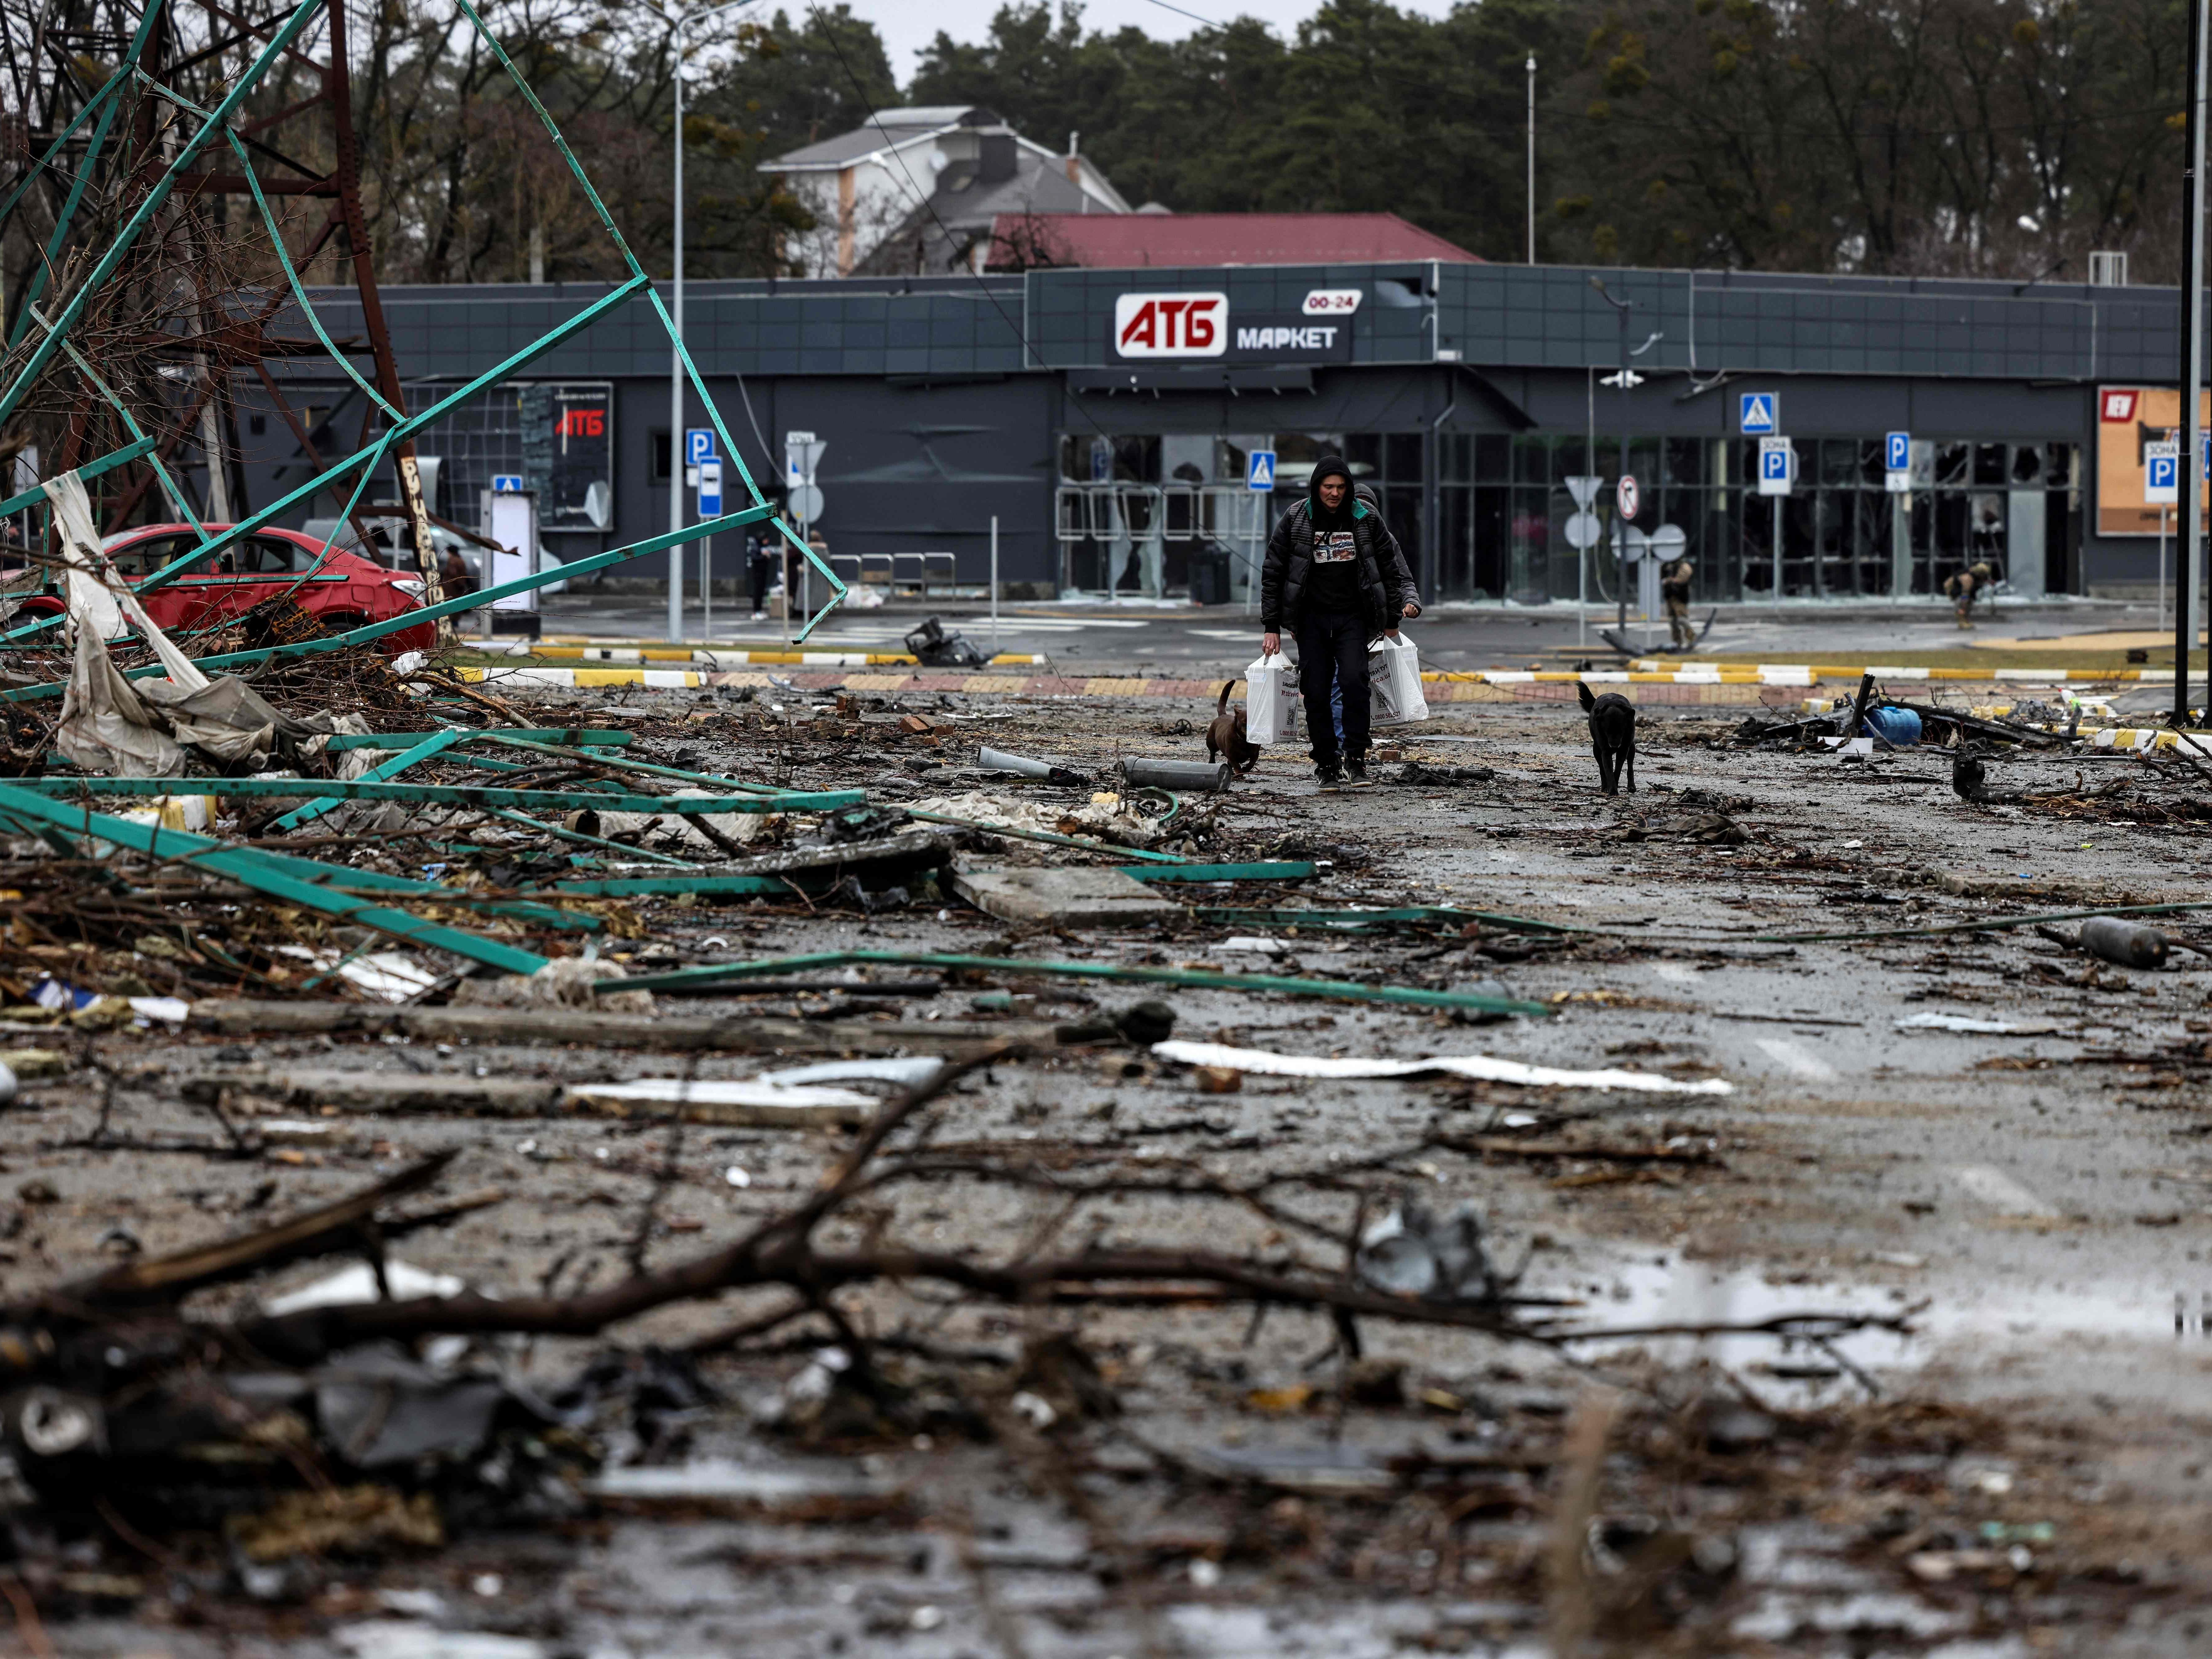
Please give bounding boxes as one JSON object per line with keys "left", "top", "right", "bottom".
{"left": 6, "top": 676, "right": 2212, "bottom": 1657}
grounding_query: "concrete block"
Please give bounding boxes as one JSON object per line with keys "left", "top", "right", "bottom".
{"left": 950, "top": 866, "right": 1180, "bottom": 926}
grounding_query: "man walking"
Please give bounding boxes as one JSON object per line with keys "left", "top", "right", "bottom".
{"left": 1660, "top": 556, "right": 1695, "bottom": 650}
{"left": 1260, "top": 455, "right": 1420, "bottom": 791}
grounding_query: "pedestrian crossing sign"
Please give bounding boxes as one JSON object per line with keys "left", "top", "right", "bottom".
{"left": 1739, "top": 392, "right": 1778, "bottom": 434}
{"left": 1247, "top": 450, "right": 1277, "bottom": 491}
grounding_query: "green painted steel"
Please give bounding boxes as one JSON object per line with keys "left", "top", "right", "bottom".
{"left": 0, "top": 437, "right": 155, "bottom": 518}
{"left": 2, "top": 2, "right": 172, "bottom": 357}
{"left": 0, "top": 0, "right": 329, "bottom": 431}
{"left": 326, "top": 729, "right": 635, "bottom": 751}
{"left": 0, "top": 501, "right": 780, "bottom": 700}
{"left": 1191, "top": 905, "right": 1592, "bottom": 934}
{"left": 903, "top": 809, "right": 1192, "bottom": 865}
{"left": 606, "top": 949, "right": 1556, "bottom": 1017}
{"left": 0, "top": 274, "right": 659, "bottom": 651}
{"left": 475, "top": 806, "right": 706, "bottom": 868}
{"left": 1121, "top": 862, "right": 1317, "bottom": 883}
{"left": 11, "top": 775, "right": 861, "bottom": 813}
{"left": 0, "top": 782, "right": 550, "bottom": 973}
{"left": 478, "top": 733, "right": 788, "bottom": 795}
{"left": 274, "top": 730, "right": 466, "bottom": 831}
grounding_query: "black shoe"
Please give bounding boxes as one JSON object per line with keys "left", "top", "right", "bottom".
{"left": 1344, "top": 756, "right": 1374, "bottom": 789}
{"left": 1314, "top": 762, "right": 1344, "bottom": 792}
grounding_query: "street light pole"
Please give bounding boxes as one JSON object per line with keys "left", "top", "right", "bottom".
{"left": 2179, "top": 0, "right": 2210, "bottom": 721}
{"left": 1526, "top": 56, "right": 1536, "bottom": 265}
{"left": 666, "top": 0, "right": 755, "bottom": 646}
{"left": 1591, "top": 277, "right": 1632, "bottom": 637}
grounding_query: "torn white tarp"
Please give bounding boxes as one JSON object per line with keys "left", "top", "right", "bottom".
{"left": 42, "top": 472, "right": 346, "bottom": 774}
{"left": 1150, "top": 1039, "right": 1734, "bottom": 1096}
{"left": 56, "top": 617, "right": 185, "bottom": 775}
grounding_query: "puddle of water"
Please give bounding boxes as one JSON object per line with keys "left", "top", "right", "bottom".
{"left": 1534, "top": 1247, "right": 2191, "bottom": 1392}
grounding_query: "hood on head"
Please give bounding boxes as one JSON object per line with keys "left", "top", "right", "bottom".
{"left": 1308, "top": 454, "right": 1353, "bottom": 516}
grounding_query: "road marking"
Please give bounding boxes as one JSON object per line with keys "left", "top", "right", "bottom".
{"left": 1953, "top": 1165, "right": 2060, "bottom": 1219}
{"left": 1753, "top": 1037, "right": 1836, "bottom": 1080}
{"left": 1652, "top": 963, "right": 1698, "bottom": 984}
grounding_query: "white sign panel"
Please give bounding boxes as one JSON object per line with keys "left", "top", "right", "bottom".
{"left": 2147, "top": 441, "right": 2179, "bottom": 507}
{"left": 1112, "top": 291, "right": 1229, "bottom": 358}
{"left": 1757, "top": 436, "right": 1794, "bottom": 496}
{"left": 1301, "top": 288, "right": 1363, "bottom": 316}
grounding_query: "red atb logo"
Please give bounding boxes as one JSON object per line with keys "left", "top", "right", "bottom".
{"left": 1113, "top": 292, "right": 1229, "bottom": 358}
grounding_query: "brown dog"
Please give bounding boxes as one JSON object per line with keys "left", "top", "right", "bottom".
{"left": 1206, "top": 681, "right": 1262, "bottom": 775}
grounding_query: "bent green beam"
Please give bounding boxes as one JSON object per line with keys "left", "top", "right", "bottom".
{"left": 603, "top": 949, "right": 1557, "bottom": 1018}
{"left": 326, "top": 728, "right": 634, "bottom": 751}
{"left": 903, "top": 809, "right": 1191, "bottom": 865}
{"left": 0, "top": 783, "right": 549, "bottom": 974}
{"left": 11, "top": 776, "right": 860, "bottom": 814}
{"left": 0, "top": 0, "right": 328, "bottom": 431}
{"left": 1, "top": 502, "right": 779, "bottom": 701}
{"left": 2, "top": 0, "right": 172, "bottom": 354}
{"left": 1121, "top": 862, "right": 1317, "bottom": 884}
{"left": 477, "top": 733, "right": 789, "bottom": 795}
{"left": 0, "top": 791, "right": 592, "bottom": 931}
{"left": 0, "top": 38, "right": 145, "bottom": 231}
{"left": 0, "top": 273, "right": 656, "bottom": 648}
{"left": 275, "top": 729, "right": 467, "bottom": 831}
{"left": 475, "top": 806, "right": 705, "bottom": 869}
{"left": 0, "top": 437, "right": 156, "bottom": 518}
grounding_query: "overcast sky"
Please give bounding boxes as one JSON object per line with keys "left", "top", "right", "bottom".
{"left": 818, "top": 0, "right": 1461, "bottom": 84}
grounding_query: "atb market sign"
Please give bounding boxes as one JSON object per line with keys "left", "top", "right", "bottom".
{"left": 1110, "top": 290, "right": 1354, "bottom": 366}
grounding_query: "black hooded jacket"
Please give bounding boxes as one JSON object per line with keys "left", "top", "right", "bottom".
{"left": 1259, "top": 456, "right": 1419, "bottom": 633}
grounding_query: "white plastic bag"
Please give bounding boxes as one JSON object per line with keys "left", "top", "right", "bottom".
{"left": 1243, "top": 653, "right": 1300, "bottom": 747}
{"left": 1369, "top": 633, "right": 1429, "bottom": 726}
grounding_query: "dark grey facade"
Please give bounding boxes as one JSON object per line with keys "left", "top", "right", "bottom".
{"left": 240, "top": 262, "right": 2204, "bottom": 603}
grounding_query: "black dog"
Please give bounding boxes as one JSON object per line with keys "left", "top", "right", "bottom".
{"left": 1206, "top": 680, "right": 1262, "bottom": 775}
{"left": 1576, "top": 680, "right": 1636, "bottom": 795}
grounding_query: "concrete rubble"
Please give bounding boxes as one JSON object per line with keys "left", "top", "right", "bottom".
{"left": 0, "top": 626, "right": 2208, "bottom": 1655}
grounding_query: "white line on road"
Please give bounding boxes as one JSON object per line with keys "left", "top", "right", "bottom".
{"left": 1753, "top": 1037, "right": 1838, "bottom": 1081}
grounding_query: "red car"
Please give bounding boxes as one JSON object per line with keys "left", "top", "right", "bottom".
{"left": 8, "top": 522, "right": 435, "bottom": 655}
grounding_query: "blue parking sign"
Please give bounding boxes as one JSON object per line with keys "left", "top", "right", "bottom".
{"left": 1739, "top": 392, "right": 1777, "bottom": 434}
{"left": 685, "top": 427, "right": 718, "bottom": 467}
{"left": 1885, "top": 431, "right": 1910, "bottom": 472}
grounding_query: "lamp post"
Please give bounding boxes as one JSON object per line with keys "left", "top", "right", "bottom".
{"left": 1526, "top": 56, "right": 1536, "bottom": 265}
{"left": 666, "top": 0, "right": 757, "bottom": 645}
{"left": 2179, "top": 0, "right": 2210, "bottom": 721}
{"left": 1590, "top": 277, "right": 1632, "bottom": 635}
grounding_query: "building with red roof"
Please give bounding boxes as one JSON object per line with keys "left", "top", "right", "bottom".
{"left": 986, "top": 211, "right": 1480, "bottom": 271}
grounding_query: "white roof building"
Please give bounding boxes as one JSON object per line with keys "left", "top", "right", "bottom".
{"left": 761, "top": 106, "right": 1128, "bottom": 278}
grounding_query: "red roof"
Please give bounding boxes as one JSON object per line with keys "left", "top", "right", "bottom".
{"left": 985, "top": 211, "right": 1480, "bottom": 270}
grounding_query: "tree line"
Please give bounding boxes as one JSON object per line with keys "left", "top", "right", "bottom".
{"left": 342, "top": 0, "right": 2194, "bottom": 286}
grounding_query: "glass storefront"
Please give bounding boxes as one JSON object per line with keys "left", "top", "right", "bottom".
{"left": 1055, "top": 430, "right": 2083, "bottom": 602}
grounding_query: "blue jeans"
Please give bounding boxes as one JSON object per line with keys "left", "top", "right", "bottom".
{"left": 1295, "top": 609, "right": 1369, "bottom": 766}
